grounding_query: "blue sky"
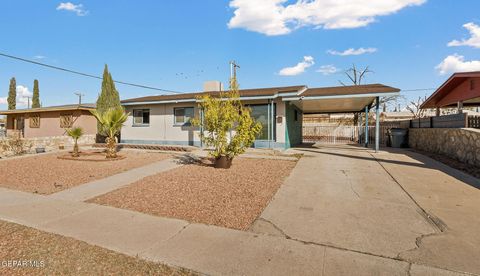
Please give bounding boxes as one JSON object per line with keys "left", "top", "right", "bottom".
{"left": 0, "top": 0, "right": 479, "bottom": 110}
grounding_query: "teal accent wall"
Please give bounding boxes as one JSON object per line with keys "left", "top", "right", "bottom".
{"left": 285, "top": 102, "right": 303, "bottom": 149}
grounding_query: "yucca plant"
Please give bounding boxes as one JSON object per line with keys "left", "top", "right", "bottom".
{"left": 90, "top": 107, "right": 129, "bottom": 158}
{"left": 66, "top": 127, "right": 84, "bottom": 157}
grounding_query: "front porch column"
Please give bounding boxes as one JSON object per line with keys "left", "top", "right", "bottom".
{"left": 267, "top": 100, "right": 271, "bottom": 148}
{"left": 358, "top": 112, "right": 363, "bottom": 144}
{"left": 457, "top": 101, "right": 464, "bottom": 113}
{"left": 375, "top": 97, "right": 380, "bottom": 152}
{"left": 364, "top": 105, "right": 369, "bottom": 148}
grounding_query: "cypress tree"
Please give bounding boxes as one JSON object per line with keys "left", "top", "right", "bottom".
{"left": 95, "top": 65, "right": 122, "bottom": 134}
{"left": 7, "top": 78, "right": 16, "bottom": 110}
{"left": 96, "top": 64, "right": 121, "bottom": 115}
{"left": 32, "top": 79, "right": 40, "bottom": 108}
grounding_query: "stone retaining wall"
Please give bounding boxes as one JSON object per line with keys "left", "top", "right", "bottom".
{"left": 0, "top": 134, "right": 96, "bottom": 157}
{"left": 408, "top": 128, "right": 480, "bottom": 167}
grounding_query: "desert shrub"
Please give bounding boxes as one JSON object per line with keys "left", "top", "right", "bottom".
{"left": 0, "top": 133, "right": 32, "bottom": 156}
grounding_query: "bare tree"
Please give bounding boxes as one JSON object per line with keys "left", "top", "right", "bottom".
{"left": 406, "top": 96, "right": 427, "bottom": 118}
{"left": 339, "top": 64, "right": 372, "bottom": 86}
{"left": 338, "top": 65, "right": 373, "bottom": 126}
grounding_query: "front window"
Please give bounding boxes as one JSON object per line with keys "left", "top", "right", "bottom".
{"left": 174, "top": 107, "right": 194, "bottom": 125}
{"left": 133, "top": 109, "right": 150, "bottom": 126}
{"left": 249, "top": 104, "right": 275, "bottom": 140}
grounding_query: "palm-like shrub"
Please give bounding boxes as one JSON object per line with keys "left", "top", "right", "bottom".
{"left": 66, "top": 127, "right": 84, "bottom": 157}
{"left": 91, "top": 107, "right": 129, "bottom": 158}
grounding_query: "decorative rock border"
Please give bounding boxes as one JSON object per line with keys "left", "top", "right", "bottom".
{"left": 92, "top": 143, "right": 193, "bottom": 152}
{"left": 57, "top": 151, "right": 127, "bottom": 162}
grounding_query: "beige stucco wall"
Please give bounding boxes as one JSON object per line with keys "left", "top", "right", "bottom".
{"left": 121, "top": 98, "right": 287, "bottom": 148}
{"left": 409, "top": 128, "right": 480, "bottom": 167}
{"left": 6, "top": 110, "right": 97, "bottom": 138}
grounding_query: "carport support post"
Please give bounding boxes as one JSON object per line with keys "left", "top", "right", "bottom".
{"left": 375, "top": 96, "right": 380, "bottom": 152}
{"left": 364, "top": 105, "right": 369, "bottom": 148}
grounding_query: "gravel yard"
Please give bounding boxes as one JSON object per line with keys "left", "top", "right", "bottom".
{"left": 0, "top": 220, "right": 195, "bottom": 275}
{"left": 89, "top": 158, "right": 297, "bottom": 230}
{"left": 0, "top": 150, "right": 170, "bottom": 195}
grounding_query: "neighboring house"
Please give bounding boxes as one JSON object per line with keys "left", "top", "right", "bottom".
{"left": 422, "top": 71, "right": 480, "bottom": 111}
{"left": 0, "top": 104, "right": 97, "bottom": 138}
{"left": 121, "top": 83, "right": 399, "bottom": 149}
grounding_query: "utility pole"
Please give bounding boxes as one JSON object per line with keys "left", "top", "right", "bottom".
{"left": 26, "top": 96, "right": 31, "bottom": 109}
{"left": 229, "top": 60, "right": 240, "bottom": 79}
{"left": 74, "top": 92, "right": 85, "bottom": 105}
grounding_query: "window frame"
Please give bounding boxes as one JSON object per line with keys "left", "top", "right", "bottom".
{"left": 174, "top": 107, "right": 194, "bottom": 126}
{"left": 132, "top": 109, "right": 150, "bottom": 127}
{"left": 29, "top": 113, "right": 40, "bottom": 128}
{"left": 246, "top": 103, "right": 276, "bottom": 141}
{"left": 59, "top": 113, "right": 74, "bottom": 129}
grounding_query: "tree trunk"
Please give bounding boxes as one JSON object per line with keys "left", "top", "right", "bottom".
{"left": 72, "top": 140, "right": 79, "bottom": 157}
{"left": 105, "top": 136, "right": 117, "bottom": 159}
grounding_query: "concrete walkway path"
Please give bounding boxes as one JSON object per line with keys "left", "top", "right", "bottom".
{"left": 48, "top": 156, "right": 185, "bottom": 201}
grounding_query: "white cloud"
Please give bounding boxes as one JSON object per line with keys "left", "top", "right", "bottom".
{"left": 327, "top": 47, "right": 377, "bottom": 56}
{"left": 34, "top": 55, "right": 46, "bottom": 59}
{"left": 436, "top": 54, "right": 480, "bottom": 75}
{"left": 0, "top": 85, "right": 33, "bottom": 107}
{"left": 278, "top": 56, "right": 314, "bottom": 76}
{"left": 316, "top": 65, "right": 340, "bottom": 75}
{"left": 448, "top": 22, "right": 480, "bottom": 48}
{"left": 56, "top": 2, "right": 88, "bottom": 16}
{"left": 16, "top": 85, "right": 33, "bottom": 107}
{"left": 228, "top": 0, "right": 425, "bottom": 36}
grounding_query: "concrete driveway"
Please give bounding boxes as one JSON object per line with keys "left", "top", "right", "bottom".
{"left": 251, "top": 144, "right": 480, "bottom": 275}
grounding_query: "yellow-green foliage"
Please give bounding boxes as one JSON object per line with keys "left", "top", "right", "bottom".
{"left": 192, "top": 78, "right": 262, "bottom": 158}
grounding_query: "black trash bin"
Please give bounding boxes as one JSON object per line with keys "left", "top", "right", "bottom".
{"left": 389, "top": 128, "right": 408, "bottom": 148}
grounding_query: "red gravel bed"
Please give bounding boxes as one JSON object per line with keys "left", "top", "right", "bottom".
{"left": 89, "top": 158, "right": 297, "bottom": 230}
{"left": 0, "top": 220, "right": 195, "bottom": 275}
{"left": 0, "top": 151, "right": 170, "bottom": 195}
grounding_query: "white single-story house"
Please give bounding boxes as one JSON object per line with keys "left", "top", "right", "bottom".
{"left": 120, "top": 83, "right": 400, "bottom": 149}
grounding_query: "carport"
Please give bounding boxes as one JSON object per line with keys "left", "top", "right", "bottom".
{"left": 283, "top": 84, "right": 400, "bottom": 152}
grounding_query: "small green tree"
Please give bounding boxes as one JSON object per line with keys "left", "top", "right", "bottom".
{"left": 90, "top": 107, "right": 129, "bottom": 159}
{"left": 192, "top": 77, "right": 261, "bottom": 168}
{"left": 66, "top": 127, "right": 84, "bottom": 157}
{"left": 96, "top": 65, "right": 122, "bottom": 137}
{"left": 96, "top": 65, "right": 121, "bottom": 114}
{"left": 32, "top": 79, "right": 40, "bottom": 108}
{"left": 7, "top": 78, "right": 16, "bottom": 110}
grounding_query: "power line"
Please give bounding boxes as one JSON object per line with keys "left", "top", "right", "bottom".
{"left": 0, "top": 52, "right": 183, "bottom": 94}
{"left": 400, "top": 88, "right": 436, "bottom": 92}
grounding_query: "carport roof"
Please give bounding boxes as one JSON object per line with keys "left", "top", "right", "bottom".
{"left": 283, "top": 84, "right": 400, "bottom": 113}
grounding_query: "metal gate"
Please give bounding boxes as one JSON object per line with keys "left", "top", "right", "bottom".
{"left": 303, "top": 125, "right": 391, "bottom": 145}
